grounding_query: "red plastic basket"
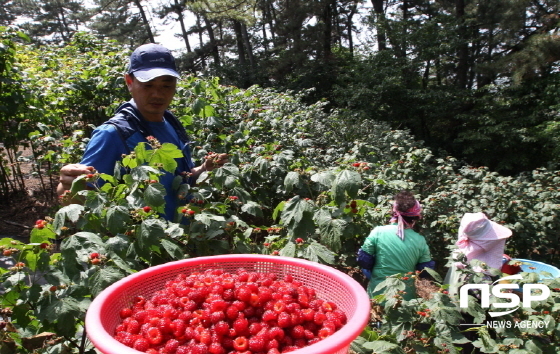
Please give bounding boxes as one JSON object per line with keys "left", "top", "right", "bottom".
{"left": 85, "top": 254, "right": 371, "bottom": 354}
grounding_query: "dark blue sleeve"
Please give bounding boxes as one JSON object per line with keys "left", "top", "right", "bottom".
{"left": 357, "top": 248, "right": 376, "bottom": 270}
{"left": 416, "top": 260, "right": 436, "bottom": 271}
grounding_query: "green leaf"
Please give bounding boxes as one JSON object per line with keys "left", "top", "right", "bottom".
{"left": 523, "top": 340, "right": 543, "bottom": 354}
{"left": 89, "top": 266, "right": 127, "bottom": 297}
{"left": 280, "top": 196, "right": 316, "bottom": 237}
{"left": 144, "top": 183, "right": 167, "bottom": 207}
{"left": 241, "top": 201, "right": 264, "bottom": 218}
{"left": 40, "top": 297, "right": 84, "bottom": 337}
{"left": 214, "top": 163, "right": 240, "bottom": 189}
{"left": 314, "top": 209, "right": 347, "bottom": 252}
{"left": 12, "top": 303, "right": 33, "bottom": 328}
{"left": 106, "top": 206, "right": 131, "bottom": 235}
{"left": 160, "top": 239, "right": 185, "bottom": 260}
{"left": 280, "top": 242, "right": 296, "bottom": 258}
{"left": 29, "top": 226, "right": 56, "bottom": 243}
{"left": 331, "top": 169, "right": 361, "bottom": 205}
{"left": 362, "top": 340, "right": 406, "bottom": 353}
{"left": 310, "top": 171, "right": 335, "bottom": 188}
{"left": 273, "top": 201, "right": 286, "bottom": 221}
{"left": 350, "top": 336, "right": 372, "bottom": 354}
{"left": 57, "top": 204, "right": 85, "bottom": 223}
{"left": 151, "top": 143, "right": 184, "bottom": 172}
{"left": 420, "top": 267, "right": 443, "bottom": 283}
{"left": 303, "top": 240, "right": 336, "bottom": 264}
{"left": 284, "top": 171, "right": 300, "bottom": 193}
{"left": 137, "top": 219, "right": 166, "bottom": 252}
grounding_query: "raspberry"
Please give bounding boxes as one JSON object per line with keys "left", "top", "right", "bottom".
{"left": 262, "top": 309, "right": 277, "bottom": 322}
{"left": 225, "top": 304, "right": 240, "bottom": 320}
{"left": 301, "top": 308, "right": 315, "bottom": 322}
{"left": 132, "top": 337, "right": 150, "bottom": 351}
{"left": 89, "top": 252, "right": 100, "bottom": 259}
{"left": 119, "top": 307, "right": 133, "bottom": 319}
{"left": 290, "top": 325, "right": 305, "bottom": 339}
{"left": 332, "top": 309, "right": 347, "bottom": 324}
{"left": 233, "top": 336, "right": 249, "bottom": 351}
{"left": 143, "top": 206, "right": 152, "bottom": 213}
{"left": 318, "top": 326, "right": 335, "bottom": 339}
{"left": 213, "top": 320, "right": 230, "bottom": 336}
{"left": 248, "top": 335, "right": 266, "bottom": 352}
{"left": 164, "top": 339, "right": 180, "bottom": 353}
{"left": 235, "top": 286, "right": 252, "bottom": 303}
{"left": 294, "top": 338, "right": 306, "bottom": 348}
{"left": 313, "top": 311, "right": 327, "bottom": 325}
{"left": 156, "top": 317, "right": 173, "bottom": 334}
{"left": 199, "top": 328, "right": 212, "bottom": 344}
{"left": 248, "top": 322, "right": 264, "bottom": 336}
{"left": 124, "top": 318, "right": 141, "bottom": 334}
{"left": 304, "top": 329, "right": 315, "bottom": 340}
{"left": 209, "top": 342, "right": 226, "bottom": 354}
{"left": 322, "top": 301, "right": 337, "bottom": 312}
{"left": 146, "top": 327, "right": 163, "bottom": 345}
{"left": 277, "top": 312, "right": 292, "bottom": 328}
{"left": 233, "top": 316, "right": 249, "bottom": 334}
{"left": 268, "top": 326, "right": 285, "bottom": 341}
{"left": 272, "top": 300, "right": 286, "bottom": 313}
{"left": 171, "top": 319, "right": 186, "bottom": 337}
{"left": 191, "top": 343, "right": 209, "bottom": 354}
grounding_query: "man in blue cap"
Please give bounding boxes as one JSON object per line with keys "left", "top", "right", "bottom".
{"left": 57, "top": 43, "right": 227, "bottom": 222}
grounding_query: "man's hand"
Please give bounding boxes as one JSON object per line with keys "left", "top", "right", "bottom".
{"left": 189, "top": 152, "right": 229, "bottom": 183}
{"left": 203, "top": 152, "right": 229, "bottom": 171}
{"left": 56, "top": 164, "right": 95, "bottom": 197}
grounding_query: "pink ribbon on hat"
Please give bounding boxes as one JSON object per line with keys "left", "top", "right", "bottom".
{"left": 456, "top": 234, "right": 470, "bottom": 248}
{"left": 390, "top": 200, "right": 422, "bottom": 241}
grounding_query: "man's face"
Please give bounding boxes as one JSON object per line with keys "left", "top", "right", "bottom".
{"left": 125, "top": 74, "right": 177, "bottom": 122}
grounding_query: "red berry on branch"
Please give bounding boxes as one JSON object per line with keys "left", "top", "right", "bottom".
{"left": 90, "top": 252, "right": 100, "bottom": 259}
{"left": 142, "top": 206, "right": 152, "bottom": 213}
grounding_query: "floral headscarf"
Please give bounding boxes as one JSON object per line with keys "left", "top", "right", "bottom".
{"left": 390, "top": 200, "right": 422, "bottom": 241}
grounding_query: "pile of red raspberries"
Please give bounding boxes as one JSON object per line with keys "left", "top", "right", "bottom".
{"left": 114, "top": 268, "right": 347, "bottom": 354}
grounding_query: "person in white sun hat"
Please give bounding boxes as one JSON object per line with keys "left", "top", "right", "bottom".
{"left": 444, "top": 212, "right": 513, "bottom": 295}
{"left": 456, "top": 212, "right": 512, "bottom": 270}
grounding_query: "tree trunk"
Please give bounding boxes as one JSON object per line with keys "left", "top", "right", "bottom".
{"left": 371, "top": 0, "right": 387, "bottom": 50}
{"left": 203, "top": 15, "right": 220, "bottom": 67}
{"left": 455, "top": 0, "right": 469, "bottom": 89}
{"left": 173, "top": 0, "right": 192, "bottom": 52}
{"left": 346, "top": 2, "right": 358, "bottom": 57}
{"left": 232, "top": 20, "right": 247, "bottom": 69}
{"left": 196, "top": 14, "right": 206, "bottom": 68}
{"left": 132, "top": 0, "right": 155, "bottom": 43}
{"left": 321, "top": 0, "right": 334, "bottom": 59}
{"left": 241, "top": 22, "right": 256, "bottom": 74}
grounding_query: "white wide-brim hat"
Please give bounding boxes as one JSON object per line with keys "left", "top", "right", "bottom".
{"left": 459, "top": 212, "right": 512, "bottom": 241}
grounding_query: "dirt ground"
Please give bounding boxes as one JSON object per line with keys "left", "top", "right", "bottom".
{"left": 0, "top": 149, "right": 58, "bottom": 241}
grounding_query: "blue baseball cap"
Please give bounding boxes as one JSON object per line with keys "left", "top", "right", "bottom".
{"left": 128, "top": 43, "right": 180, "bottom": 82}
